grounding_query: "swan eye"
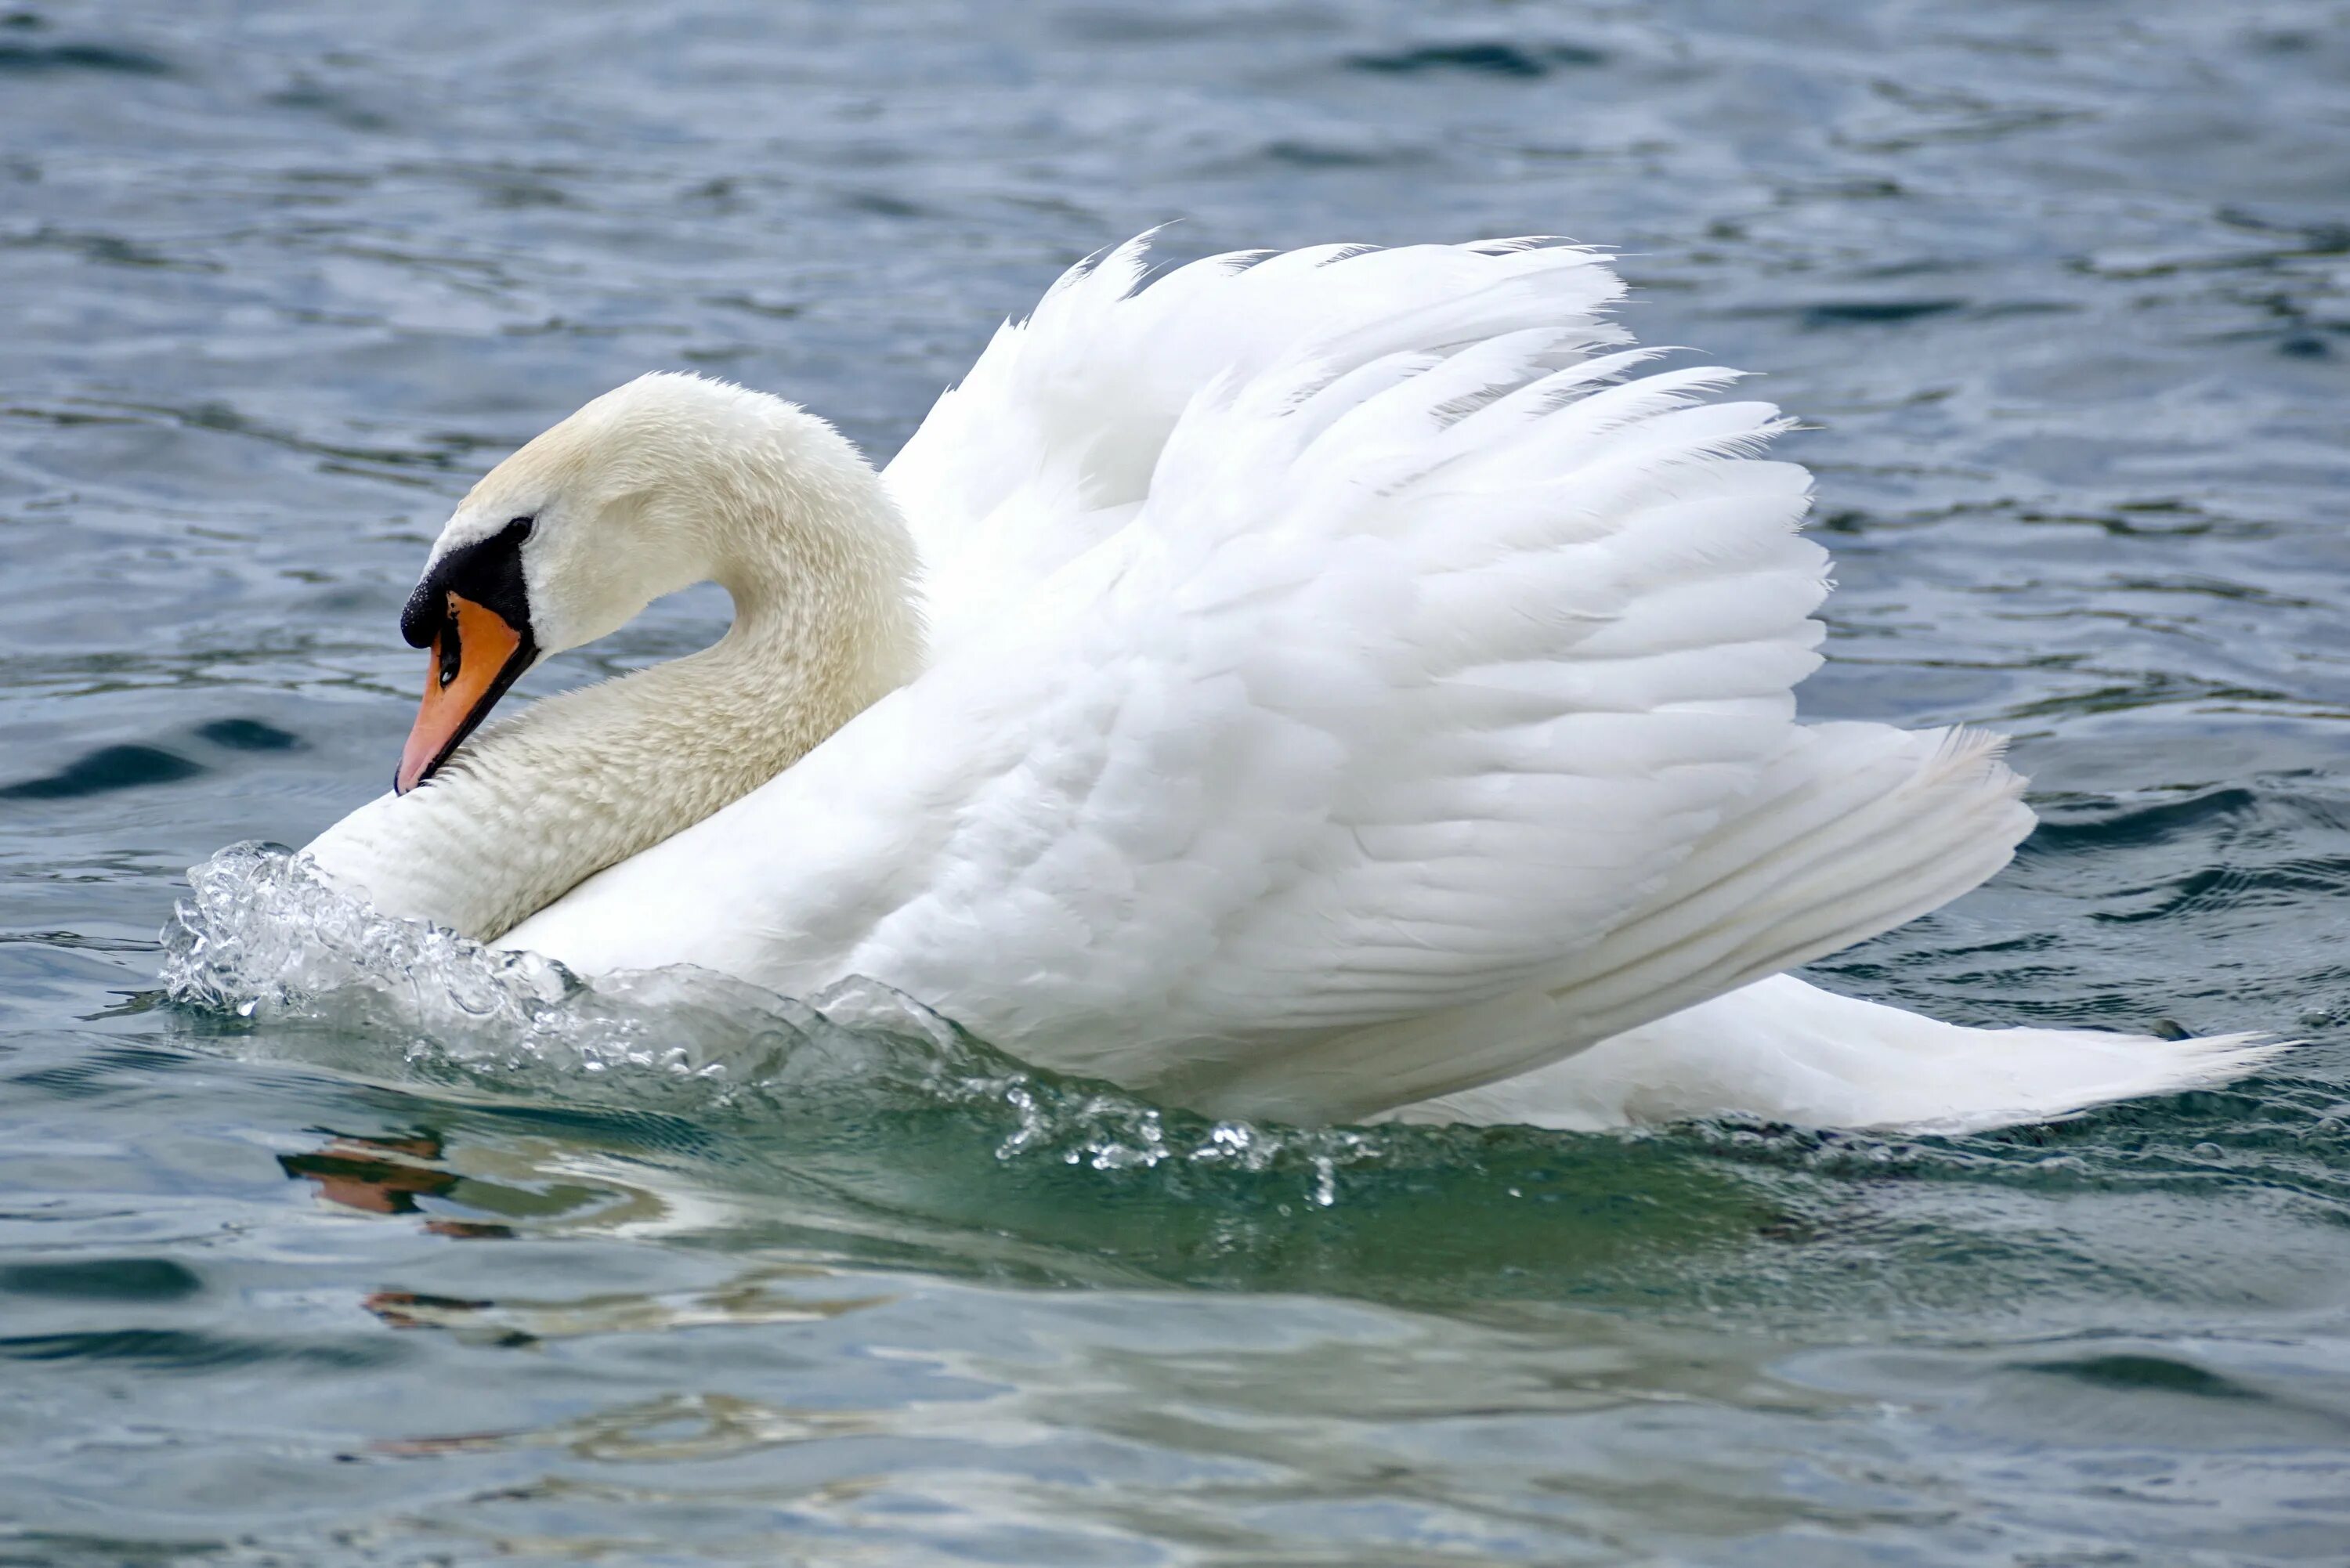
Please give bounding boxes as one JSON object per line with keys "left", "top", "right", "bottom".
{"left": 508, "top": 515, "right": 535, "bottom": 538}
{"left": 437, "top": 594, "right": 464, "bottom": 688}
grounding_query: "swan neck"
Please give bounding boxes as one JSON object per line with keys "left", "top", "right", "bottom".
{"left": 309, "top": 420, "right": 924, "bottom": 944}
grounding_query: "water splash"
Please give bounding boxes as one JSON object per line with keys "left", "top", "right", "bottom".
{"left": 161, "top": 841, "right": 964, "bottom": 1080}
{"left": 158, "top": 844, "right": 1383, "bottom": 1199}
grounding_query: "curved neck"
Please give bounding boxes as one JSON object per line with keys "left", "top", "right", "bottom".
{"left": 306, "top": 444, "right": 924, "bottom": 942}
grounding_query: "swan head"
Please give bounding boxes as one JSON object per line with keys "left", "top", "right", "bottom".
{"left": 394, "top": 371, "right": 904, "bottom": 793}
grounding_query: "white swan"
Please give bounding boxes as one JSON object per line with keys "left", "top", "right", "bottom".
{"left": 303, "top": 236, "right": 2273, "bottom": 1132}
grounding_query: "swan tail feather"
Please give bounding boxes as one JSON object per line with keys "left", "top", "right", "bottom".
{"left": 1385, "top": 976, "right": 2286, "bottom": 1133}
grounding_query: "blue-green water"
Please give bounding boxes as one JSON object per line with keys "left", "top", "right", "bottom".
{"left": 5, "top": 2, "right": 2350, "bottom": 1562}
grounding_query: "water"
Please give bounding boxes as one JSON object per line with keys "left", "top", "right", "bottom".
{"left": 5, "top": 0, "right": 2348, "bottom": 1560}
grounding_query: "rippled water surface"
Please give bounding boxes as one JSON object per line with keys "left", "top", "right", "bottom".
{"left": 6, "top": 2, "right": 2350, "bottom": 1563}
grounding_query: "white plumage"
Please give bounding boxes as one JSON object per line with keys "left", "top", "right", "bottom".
{"left": 308, "top": 234, "right": 2277, "bottom": 1129}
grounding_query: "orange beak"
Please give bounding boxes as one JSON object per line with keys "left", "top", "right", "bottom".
{"left": 396, "top": 592, "right": 530, "bottom": 794}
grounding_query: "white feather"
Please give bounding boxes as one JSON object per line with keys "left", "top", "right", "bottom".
{"left": 473, "top": 237, "right": 2276, "bottom": 1128}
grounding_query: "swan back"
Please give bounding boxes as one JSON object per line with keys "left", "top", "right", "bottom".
{"left": 506, "top": 238, "right": 1884, "bottom": 1118}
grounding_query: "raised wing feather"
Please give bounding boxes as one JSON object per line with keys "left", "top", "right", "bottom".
{"left": 881, "top": 236, "right": 1629, "bottom": 654}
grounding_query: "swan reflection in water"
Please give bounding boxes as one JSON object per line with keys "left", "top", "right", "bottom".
{"left": 280, "top": 1129, "right": 509, "bottom": 1237}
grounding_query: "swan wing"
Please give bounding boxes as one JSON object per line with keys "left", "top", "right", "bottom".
{"left": 511, "top": 242, "right": 1998, "bottom": 1119}
{"left": 1205, "top": 722, "right": 2034, "bottom": 1119}
{"left": 881, "top": 235, "right": 1629, "bottom": 655}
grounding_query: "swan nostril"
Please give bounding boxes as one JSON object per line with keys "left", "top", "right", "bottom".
{"left": 436, "top": 610, "right": 462, "bottom": 690}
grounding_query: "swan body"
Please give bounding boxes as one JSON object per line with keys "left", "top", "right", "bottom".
{"left": 305, "top": 236, "right": 2273, "bottom": 1129}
